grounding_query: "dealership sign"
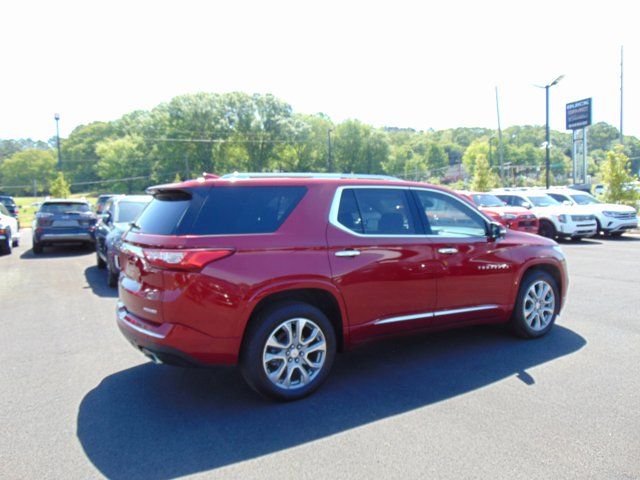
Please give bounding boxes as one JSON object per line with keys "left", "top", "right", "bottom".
{"left": 566, "top": 98, "right": 592, "bottom": 130}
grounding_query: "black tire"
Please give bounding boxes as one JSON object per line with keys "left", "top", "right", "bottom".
{"left": 107, "top": 264, "right": 119, "bottom": 288}
{"left": 32, "top": 240, "right": 43, "bottom": 255}
{"left": 511, "top": 270, "right": 559, "bottom": 339}
{"left": 0, "top": 230, "right": 11, "bottom": 255}
{"left": 609, "top": 232, "right": 624, "bottom": 238}
{"left": 240, "top": 301, "right": 336, "bottom": 401}
{"left": 538, "top": 220, "right": 556, "bottom": 239}
{"left": 96, "top": 252, "right": 107, "bottom": 269}
{"left": 12, "top": 233, "right": 19, "bottom": 247}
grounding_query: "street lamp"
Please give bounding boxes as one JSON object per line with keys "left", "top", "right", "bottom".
{"left": 536, "top": 75, "right": 564, "bottom": 188}
{"left": 54, "top": 113, "right": 62, "bottom": 171}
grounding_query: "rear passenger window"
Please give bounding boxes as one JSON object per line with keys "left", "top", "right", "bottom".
{"left": 190, "top": 186, "right": 306, "bottom": 235}
{"left": 340, "top": 188, "right": 417, "bottom": 235}
{"left": 336, "top": 189, "right": 364, "bottom": 234}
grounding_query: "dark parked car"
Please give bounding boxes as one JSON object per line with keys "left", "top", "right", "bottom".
{"left": 117, "top": 173, "right": 568, "bottom": 400}
{"left": 96, "top": 195, "right": 152, "bottom": 287}
{"left": 0, "top": 195, "right": 19, "bottom": 222}
{"left": 32, "top": 199, "right": 97, "bottom": 254}
{"left": 95, "top": 194, "right": 116, "bottom": 215}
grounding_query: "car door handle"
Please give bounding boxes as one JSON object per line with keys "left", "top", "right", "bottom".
{"left": 335, "top": 250, "right": 361, "bottom": 257}
{"left": 438, "top": 247, "right": 458, "bottom": 255}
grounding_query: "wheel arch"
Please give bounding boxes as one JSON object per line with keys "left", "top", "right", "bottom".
{"left": 517, "top": 261, "right": 565, "bottom": 308}
{"left": 243, "top": 285, "right": 348, "bottom": 352}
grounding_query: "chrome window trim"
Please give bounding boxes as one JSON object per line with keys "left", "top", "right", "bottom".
{"left": 328, "top": 185, "right": 492, "bottom": 239}
{"left": 374, "top": 304, "right": 500, "bottom": 325}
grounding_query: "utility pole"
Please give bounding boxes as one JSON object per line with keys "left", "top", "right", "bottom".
{"left": 327, "top": 128, "right": 334, "bottom": 171}
{"left": 495, "top": 87, "right": 504, "bottom": 182}
{"left": 54, "top": 113, "right": 62, "bottom": 170}
{"left": 620, "top": 45, "right": 624, "bottom": 145}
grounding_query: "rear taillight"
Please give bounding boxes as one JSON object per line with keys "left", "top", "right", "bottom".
{"left": 142, "top": 248, "right": 234, "bottom": 271}
{"left": 36, "top": 213, "right": 54, "bottom": 226}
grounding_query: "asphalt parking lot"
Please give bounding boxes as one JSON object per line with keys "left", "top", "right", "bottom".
{"left": 1, "top": 230, "right": 639, "bottom": 480}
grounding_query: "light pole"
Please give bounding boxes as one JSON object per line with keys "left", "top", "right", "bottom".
{"left": 327, "top": 128, "right": 334, "bottom": 171}
{"left": 536, "top": 75, "right": 564, "bottom": 188}
{"left": 54, "top": 113, "right": 62, "bottom": 171}
{"left": 489, "top": 135, "right": 495, "bottom": 165}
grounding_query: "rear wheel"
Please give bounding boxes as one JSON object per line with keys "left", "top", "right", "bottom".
{"left": 538, "top": 220, "right": 556, "bottom": 239}
{"left": 511, "top": 270, "right": 559, "bottom": 338}
{"left": 32, "top": 240, "right": 43, "bottom": 255}
{"left": 240, "top": 301, "right": 336, "bottom": 401}
{"left": 96, "top": 252, "right": 106, "bottom": 269}
{"left": 107, "top": 262, "right": 119, "bottom": 287}
{"left": 0, "top": 230, "right": 11, "bottom": 255}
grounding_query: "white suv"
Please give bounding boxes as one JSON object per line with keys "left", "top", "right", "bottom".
{"left": 492, "top": 188, "right": 597, "bottom": 240}
{"left": 544, "top": 188, "right": 638, "bottom": 237}
{"left": 0, "top": 202, "right": 19, "bottom": 255}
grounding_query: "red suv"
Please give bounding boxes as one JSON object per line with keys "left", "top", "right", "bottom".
{"left": 117, "top": 174, "right": 568, "bottom": 400}
{"left": 458, "top": 191, "right": 539, "bottom": 234}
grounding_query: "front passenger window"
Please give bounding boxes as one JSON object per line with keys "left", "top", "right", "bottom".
{"left": 414, "top": 190, "right": 487, "bottom": 238}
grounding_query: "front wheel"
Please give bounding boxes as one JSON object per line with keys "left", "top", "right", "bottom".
{"left": 240, "top": 301, "right": 336, "bottom": 401}
{"left": 538, "top": 220, "right": 556, "bottom": 239}
{"left": 511, "top": 270, "right": 559, "bottom": 338}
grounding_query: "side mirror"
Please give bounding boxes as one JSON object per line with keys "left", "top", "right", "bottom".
{"left": 522, "top": 202, "right": 532, "bottom": 209}
{"left": 488, "top": 221, "right": 506, "bottom": 241}
{"left": 102, "top": 212, "right": 112, "bottom": 224}
{"left": 563, "top": 200, "right": 572, "bottom": 206}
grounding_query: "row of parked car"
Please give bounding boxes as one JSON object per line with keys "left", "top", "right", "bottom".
{"left": 3, "top": 174, "right": 638, "bottom": 401}
{"left": 459, "top": 187, "right": 638, "bottom": 240}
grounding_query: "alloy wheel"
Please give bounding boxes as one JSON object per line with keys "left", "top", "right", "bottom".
{"left": 262, "top": 317, "right": 327, "bottom": 390}
{"left": 523, "top": 280, "right": 556, "bottom": 331}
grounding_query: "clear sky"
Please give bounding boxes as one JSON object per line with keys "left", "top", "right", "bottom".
{"left": 1, "top": 0, "right": 637, "bottom": 141}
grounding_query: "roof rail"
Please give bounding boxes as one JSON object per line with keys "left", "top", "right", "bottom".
{"left": 220, "top": 172, "right": 401, "bottom": 181}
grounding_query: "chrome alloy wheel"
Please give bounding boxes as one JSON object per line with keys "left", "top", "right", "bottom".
{"left": 262, "top": 317, "right": 327, "bottom": 390}
{"left": 523, "top": 280, "right": 556, "bottom": 331}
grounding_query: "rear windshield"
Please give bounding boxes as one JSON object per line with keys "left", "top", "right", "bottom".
{"left": 133, "top": 191, "right": 190, "bottom": 235}
{"left": 0, "top": 197, "right": 15, "bottom": 207}
{"left": 190, "top": 186, "right": 306, "bottom": 235}
{"left": 132, "top": 186, "right": 306, "bottom": 235}
{"left": 116, "top": 201, "right": 150, "bottom": 223}
{"left": 41, "top": 203, "right": 91, "bottom": 214}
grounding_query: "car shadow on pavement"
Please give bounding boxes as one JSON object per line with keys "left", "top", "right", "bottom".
{"left": 20, "top": 244, "right": 93, "bottom": 259}
{"left": 557, "top": 238, "right": 602, "bottom": 246}
{"left": 84, "top": 265, "right": 118, "bottom": 298}
{"left": 77, "top": 325, "right": 585, "bottom": 480}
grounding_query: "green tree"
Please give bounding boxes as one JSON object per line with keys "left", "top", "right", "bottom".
{"left": 600, "top": 146, "right": 639, "bottom": 206}
{"left": 95, "top": 135, "right": 151, "bottom": 193}
{"left": 334, "top": 120, "right": 389, "bottom": 174}
{"left": 471, "top": 154, "right": 499, "bottom": 191}
{"left": 0, "top": 149, "right": 56, "bottom": 195}
{"left": 49, "top": 172, "right": 71, "bottom": 198}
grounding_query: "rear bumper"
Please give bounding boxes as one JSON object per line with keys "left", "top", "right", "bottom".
{"left": 116, "top": 302, "right": 240, "bottom": 366}
{"left": 35, "top": 228, "right": 95, "bottom": 243}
